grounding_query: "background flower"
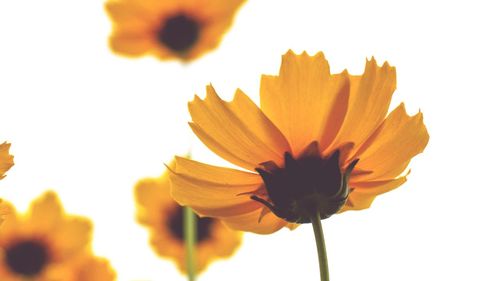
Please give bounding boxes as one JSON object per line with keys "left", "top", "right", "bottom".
{"left": 134, "top": 170, "right": 242, "bottom": 275}
{"left": 105, "top": 0, "right": 246, "bottom": 61}
{"left": 0, "top": 192, "right": 115, "bottom": 281}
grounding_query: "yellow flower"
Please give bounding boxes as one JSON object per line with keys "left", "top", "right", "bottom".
{"left": 105, "top": 0, "right": 246, "bottom": 61}
{"left": 0, "top": 192, "right": 115, "bottom": 280}
{"left": 135, "top": 170, "right": 242, "bottom": 274}
{"left": 0, "top": 142, "right": 14, "bottom": 180}
{"left": 169, "top": 50, "right": 430, "bottom": 234}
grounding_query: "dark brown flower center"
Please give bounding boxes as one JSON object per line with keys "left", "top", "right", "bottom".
{"left": 252, "top": 142, "right": 358, "bottom": 224}
{"left": 5, "top": 240, "right": 49, "bottom": 276}
{"left": 157, "top": 14, "right": 200, "bottom": 53}
{"left": 167, "top": 206, "right": 214, "bottom": 243}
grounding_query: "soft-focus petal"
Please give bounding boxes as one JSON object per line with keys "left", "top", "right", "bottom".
{"left": 352, "top": 103, "right": 429, "bottom": 181}
{"left": 327, "top": 58, "right": 397, "bottom": 154}
{"left": 109, "top": 32, "right": 155, "bottom": 57}
{"left": 54, "top": 218, "right": 92, "bottom": 260}
{"left": 0, "top": 142, "right": 14, "bottom": 180}
{"left": 76, "top": 256, "right": 116, "bottom": 281}
{"left": 260, "top": 51, "right": 350, "bottom": 155}
{"left": 29, "top": 191, "right": 64, "bottom": 232}
{"left": 189, "top": 85, "right": 290, "bottom": 170}
{"left": 170, "top": 157, "right": 263, "bottom": 217}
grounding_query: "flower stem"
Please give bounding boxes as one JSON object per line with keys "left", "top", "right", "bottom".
{"left": 184, "top": 207, "right": 197, "bottom": 281}
{"left": 311, "top": 211, "right": 329, "bottom": 281}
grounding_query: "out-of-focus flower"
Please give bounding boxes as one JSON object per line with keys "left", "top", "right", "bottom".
{"left": 0, "top": 192, "right": 115, "bottom": 280}
{"left": 105, "top": 0, "right": 246, "bottom": 61}
{"left": 169, "top": 50, "right": 429, "bottom": 234}
{"left": 135, "top": 170, "right": 242, "bottom": 274}
{"left": 0, "top": 142, "right": 14, "bottom": 180}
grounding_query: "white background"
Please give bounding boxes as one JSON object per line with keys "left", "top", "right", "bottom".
{"left": 1, "top": 0, "right": 499, "bottom": 280}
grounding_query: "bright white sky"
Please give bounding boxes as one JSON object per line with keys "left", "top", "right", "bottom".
{"left": 1, "top": 0, "right": 499, "bottom": 280}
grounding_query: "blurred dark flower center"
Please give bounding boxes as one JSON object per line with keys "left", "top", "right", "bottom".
{"left": 157, "top": 14, "right": 200, "bottom": 53}
{"left": 167, "top": 206, "right": 214, "bottom": 243}
{"left": 5, "top": 240, "right": 49, "bottom": 276}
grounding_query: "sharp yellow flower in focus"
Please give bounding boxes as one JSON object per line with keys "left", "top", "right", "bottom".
{"left": 134, "top": 170, "right": 242, "bottom": 274}
{"left": 169, "top": 50, "right": 430, "bottom": 234}
{"left": 0, "top": 142, "right": 14, "bottom": 180}
{"left": 105, "top": 0, "right": 246, "bottom": 61}
{"left": 0, "top": 192, "right": 116, "bottom": 280}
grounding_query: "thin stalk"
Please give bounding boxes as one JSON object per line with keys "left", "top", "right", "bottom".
{"left": 184, "top": 207, "right": 197, "bottom": 281}
{"left": 311, "top": 211, "right": 329, "bottom": 281}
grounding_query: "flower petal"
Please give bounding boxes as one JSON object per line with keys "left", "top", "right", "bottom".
{"left": 189, "top": 85, "right": 290, "bottom": 170}
{"left": 260, "top": 51, "right": 350, "bottom": 155}
{"left": 29, "top": 191, "right": 64, "bottom": 232}
{"left": 108, "top": 32, "right": 155, "bottom": 57}
{"left": 342, "top": 176, "right": 407, "bottom": 211}
{"left": 221, "top": 207, "right": 289, "bottom": 234}
{"left": 169, "top": 157, "right": 264, "bottom": 217}
{"left": 351, "top": 103, "right": 429, "bottom": 182}
{"left": 0, "top": 142, "right": 14, "bottom": 180}
{"left": 53, "top": 218, "right": 92, "bottom": 260}
{"left": 327, "top": 58, "right": 397, "bottom": 154}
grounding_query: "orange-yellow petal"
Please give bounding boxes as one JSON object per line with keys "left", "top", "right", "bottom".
{"left": 221, "top": 207, "right": 289, "bottom": 234}
{"left": 260, "top": 51, "right": 350, "bottom": 155}
{"left": 169, "top": 156, "right": 263, "bottom": 217}
{"left": 53, "top": 218, "right": 92, "bottom": 260}
{"left": 351, "top": 103, "right": 429, "bottom": 182}
{"left": 28, "top": 191, "right": 64, "bottom": 232}
{"left": 75, "top": 256, "right": 116, "bottom": 281}
{"left": 0, "top": 142, "right": 14, "bottom": 180}
{"left": 189, "top": 85, "right": 290, "bottom": 170}
{"left": 327, "top": 58, "right": 397, "bottom": 154}
{"left": 342, "top": 176, "right": 408, "bottom": 211}
{"left": 135, "top": 175, "right": 172, "bottom": 211}
{"left": 108, "top": 32, "right": 155, "bottom": 57}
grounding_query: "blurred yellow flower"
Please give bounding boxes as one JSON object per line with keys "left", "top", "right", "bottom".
{"left": 0, "top": 142, "right": 14, "bottom": 180}
{"left": 169, "top": 50, "right": 429, "bottom": 234}
{"left": 105, "top": 0, "right": 246, "bottom": 61}
{"left": 0, "top": 192, "right": 115, "bottom": 280}
{"left": 135, "top": 170, "right": 242, "bottom": 274}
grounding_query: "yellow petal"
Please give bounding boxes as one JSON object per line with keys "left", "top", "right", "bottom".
{"left": 189, "top": 85, "right": 290, "bottom": 170}
{"left": 105, "top": 0, "right": 157, "bottom": 30}
{"left": 221, "top": 207, "right": 288, "bottom": 234}
{"left": 342, "top": 176, "right": 407, "bottom": 211}
{"left": 135, "top": 175, "right": 172, "bottom": 210}
{"left": 0, "top": 142, "right": 14, "bottom": 180}
{"left": 28, "top": 191, "right": 64, "bottom": 232}
{"left": 75, "top": 256, "right": 116, "bottom": 281}
{"left": 260, "top": 50, "right": 350, "bottom": 155}
{"left": 170, "top": 157, "right": 263, "bottom": 217}
{"left": 327, "top": 58, "right": 397, "bottom": 154}
{"left": 54, "top": 218, "right": 92, "bottom": 260}
{"left": 108, "top": 32, "right": 155, "bottom": 57}
{"left": 351, "top": 103, "right": 429, "bottom": 182}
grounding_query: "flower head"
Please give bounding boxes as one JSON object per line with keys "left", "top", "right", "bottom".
{"left": 0, "top": 142, "right": 14, "bottom": 180}
{"left": 134, "top": 170, "right": 242, "bottom": 274}
{"left": 0, "top": 192, "right": 115, "bottom": 280}
{"left": 105, "top": 0, "right": 246, "bottom": 61}
{"left": 169, "top": 51, "right": 429, "bottom": 233}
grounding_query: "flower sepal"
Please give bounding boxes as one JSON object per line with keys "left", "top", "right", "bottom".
{"left": 252, "top": 142, "right": 358, "bottom": 224}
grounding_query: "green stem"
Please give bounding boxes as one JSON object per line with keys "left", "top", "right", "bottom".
{"left": 184, "top": 207, "right": 197, "bottom": 281}
{"left": 311, "top": 211, "right": 329, "bottom": 281}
